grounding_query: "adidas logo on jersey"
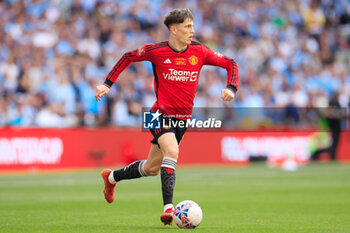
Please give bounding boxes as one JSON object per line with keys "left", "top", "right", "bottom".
{"left": 164, "top": 58, "right": 171, "bottom": 64}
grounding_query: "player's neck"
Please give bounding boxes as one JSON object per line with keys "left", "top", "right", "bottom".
{"left": 168, "top": 38, "right": 188, "bottom": 52}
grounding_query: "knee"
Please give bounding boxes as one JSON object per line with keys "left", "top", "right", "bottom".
{"left": 163, "top": 147, "right": 179, "bottom": 159}
{"left": 144, "top": 164, "right": 160, "bottom": 176}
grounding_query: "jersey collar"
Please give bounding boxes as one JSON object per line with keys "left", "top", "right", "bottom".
{"left": 167, "top": 41, "right": 189, "bottom": 53}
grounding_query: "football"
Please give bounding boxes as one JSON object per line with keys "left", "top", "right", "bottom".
{"left": 174, "top": 200, "right": 203, "bottom": 229}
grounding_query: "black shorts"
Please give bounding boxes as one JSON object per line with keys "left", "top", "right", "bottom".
{"left": 149, "top": 117, "right": 187, "bottom": 147}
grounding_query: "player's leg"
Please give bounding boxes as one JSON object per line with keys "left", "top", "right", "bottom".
{"left": 158, "top": 132, "right": 179, "bottom": 225}
{"left": 143, "top": 143, "right": 164, "bottom": 176}
{"left": 101, "top": 144, "right": 162, "bottom": 203}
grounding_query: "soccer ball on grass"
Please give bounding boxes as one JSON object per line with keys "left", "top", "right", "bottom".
{"left": 174, "top": 200, "right": 203, "bottom": 229}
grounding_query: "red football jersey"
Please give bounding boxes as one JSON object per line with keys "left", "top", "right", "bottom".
{"left": 104, "top": 41, "right": 239, "bottom": 119}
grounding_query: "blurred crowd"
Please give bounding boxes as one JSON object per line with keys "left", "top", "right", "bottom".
{"left": 0, "top": 0, "right": 350, "bottom": 127}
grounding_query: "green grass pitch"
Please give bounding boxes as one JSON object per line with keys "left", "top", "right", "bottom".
{"left": 0, "top": 163, "right": 349, "bottom": 233}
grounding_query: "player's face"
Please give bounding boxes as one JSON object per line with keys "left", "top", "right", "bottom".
{"left": 175, "top": 18, "right": 194, "bottom": 45}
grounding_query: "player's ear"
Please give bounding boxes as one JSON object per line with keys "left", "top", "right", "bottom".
{"left": 169, "top": 24, "right": 177, "bottom": 34}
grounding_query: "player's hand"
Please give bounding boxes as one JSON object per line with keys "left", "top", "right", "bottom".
{"left": 95, "top": 84, "right": 110, "bottom": 101}
{"left": 221, "top": 88, "right": 235, "bottom": 101}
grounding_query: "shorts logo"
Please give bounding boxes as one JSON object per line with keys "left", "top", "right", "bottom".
{"left": 188, "top": 55, "right": 198, "bottom": 65}
{"left": 175, "top": 58, "right": 187, "bottom": 65}
{"left": 143, "top": 110, "right": 161, "bottom": 129}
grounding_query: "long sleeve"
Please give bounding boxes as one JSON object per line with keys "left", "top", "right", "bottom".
{"left": 104, "top": 44, "right": 152, "bottom": 87}
{"left": 202, "top": 45, "right": 239, "bottom": 93}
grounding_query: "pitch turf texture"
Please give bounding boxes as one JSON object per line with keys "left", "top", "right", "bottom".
{"left": 1, "top": 163, "right": 349, "bottom": 233}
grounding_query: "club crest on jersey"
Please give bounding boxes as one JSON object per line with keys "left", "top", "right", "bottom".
{"left": 175, "top": 58, "right": 187, "bottom": 65}
{"left": 188, "top": 55, "right": 198, "bottom": 65}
